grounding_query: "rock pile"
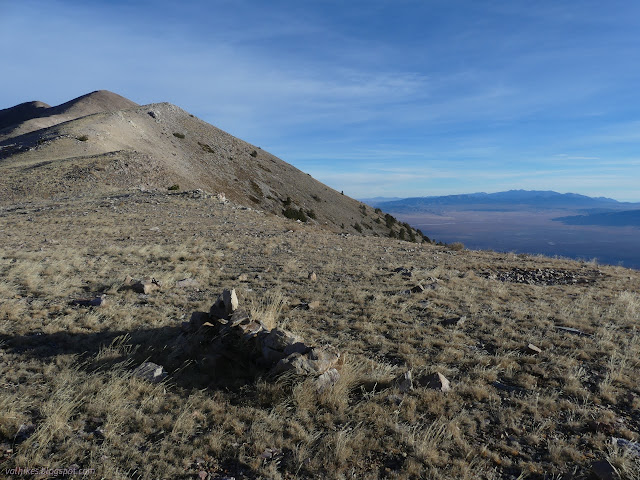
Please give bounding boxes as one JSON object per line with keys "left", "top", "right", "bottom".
{"left": 477, "top": 267, "right": 603, "bottom": 286}
{"left": 186, "top": 288, "right": 342, "bottom": 391}
{"left": 122, "top": 276, "right": 161, "bottom": 294}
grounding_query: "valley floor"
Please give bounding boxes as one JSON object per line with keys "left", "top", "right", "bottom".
{"left": 1, "top": 190, "right": 640, "bottom": 479}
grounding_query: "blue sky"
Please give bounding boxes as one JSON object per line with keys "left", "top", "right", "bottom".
{"left": 2, "top": 0, "right": 640, "bottom": 201}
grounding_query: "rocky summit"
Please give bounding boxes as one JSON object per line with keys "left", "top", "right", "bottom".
{"left": 0, "top": 92, "right": 639, "bottom": 479}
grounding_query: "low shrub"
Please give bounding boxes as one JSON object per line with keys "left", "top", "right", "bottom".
{"left": 173, "top": 132, "right": 185, "bottom": 139}
{"left": 283, "top": 207, "right": 307, "bottom": 222}
{"left": 168, "top": 184, "right": 180, "bottom": 191}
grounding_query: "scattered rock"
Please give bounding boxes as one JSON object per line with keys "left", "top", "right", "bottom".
{"left": 315, "top": 368, "right": 340, "bottom": 393}
{"left": 15, "top": 424, "right": 36, "bottom": 442}
{"left": 393, "top": 267, "right": 412, "bottom": 277}
{"left": 554, "top": 326, "right": 590, "bottom": 337}
{"left": 124, "top": 277, "right": 161, "bottom": 294}
{"left": 416, "top": 372, "right": 451, "bottom": 392}
{"left": 307, "top": 300, "right": 320, "bottom": 310}
{"left": 410, "top": 284, "right": 425, "bottom": 293}
{"left": 526, "top": 343, "right": 542, "bottom": 354}
{"left": 271, "top": 345, "right": 341, "bottom": 376}
{"left": 394, "top": 370, "right": 413, "bottom": 393}
{"left": 299, "top": 300, "right": 321, "bottom": 310}
{"left": 260, "top": 447, "right": 282, "bottom": 460}
{"left": 476, "top": 267, "right": 604, "bottom": 286}
{"left": 222, "top": 289, "right": 239, "bottom": 314}
{"left": 70, "top": 294, "right": 107, "bottom": 307}
{"left": 210, "top": 289, "right": 239, "bottom": 318}
{"left": 308, "top": 271, "right": 317, "bottom": 282}
{"left": 441, "top": 316, "right": 466, "bottom": 327}
{"left": 133, "top": 362, "right": 167, "bottom": 383}
{"left": 176, "top": 278, "right": 199, "bottom": 288}
{"left": 613, "top": 437, "right": 640, "bottom": 457}
{"left": 236, "top": 273, "right": 248, "bottom": 282}
{"left": 186, "top": 287, "right": 342, "bottom": 388}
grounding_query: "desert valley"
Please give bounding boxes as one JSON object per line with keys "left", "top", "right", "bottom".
{"left": 1, "top": 91, "right": 640, "bottom": 479}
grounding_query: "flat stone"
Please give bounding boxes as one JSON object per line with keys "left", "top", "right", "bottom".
{"left": 229, "top": 309, "right": 251, "bottom": 326}
{"left": 133, "top": 362, "right": 167, "bottom": 383}
{"left": 554, "top": 326, "right": 590, "bottom": 336}
{"left": 176, "top": 278, "right": 198, "bottom": 288}
{"left": 441, "top": 316, "right": 465, "bottom": 327}
{"left": 591, "top": 460, "right": 617, "bottom": 480}
{"left": 394, "top": 370, "right": 413, "bottom": 393}
{"left": 271, "top": 346, "right": 340, "bottom": 376}
{"left": 261, "top": 329, "right": 304, "bottom": 353}
{"left": 132, "top": 278, "right": 160, "bottom": 294}
{"left": 527, "top": 343, "right": 542, "bottom": 354}
{"left": 70, "top": 294, "right": 107, "bottom": 307}
{"left": 613, "top": 437, "right": 640, "bottom": 457}
{"left": 222, "top": 288, "right": 239, "bottom": 314}
{"left": 416, "top": 372, "right": 451, "bottom": 392}
{"left": 315, "top": 368, "right": 340, "bottom": 393}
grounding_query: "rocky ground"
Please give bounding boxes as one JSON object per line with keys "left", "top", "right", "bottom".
{"left": 1, "top": 188, "right": 639, "bottom": 479}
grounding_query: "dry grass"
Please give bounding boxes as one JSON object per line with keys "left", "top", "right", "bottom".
{"left": 1, "top": 190, "right": 640, "bottom": 479}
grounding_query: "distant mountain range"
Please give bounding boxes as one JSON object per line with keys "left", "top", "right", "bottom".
{"left": 368, "top": 190, "right": 640, "bottom": 214}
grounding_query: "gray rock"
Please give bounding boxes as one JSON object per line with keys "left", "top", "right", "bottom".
{"left": 527, "top": 343, "right": 542, "bottom": 354}
{"left": 395, "top": 370, "right": 413, "bottom": 393}
{"left": 131, "top": 278, "right": 160, "bottom": 294}
{"left": 591, "top": 460, "right": 618, "bottom": 480}
{"left": 70, "top": 294, "right": 107, "bottom": 307}
{"left": 554, "top": 325, "right": 590, "bottom": 336}
{"left": 441, "top": 316, "right": 466, "bottom": 327}
{"left": 133, "top": 362, "right": 167, "bottom": 383}
{"left": 613, "top": 437, "right": 640, "bottom": 457}
{"left": 308, "top": 271, "right": 317, "bottom": 282}
{"left": 222, "top": 289, "right": 239, "bottom": 315}
{"left": 176, "top": 278, "right": 199, "bottom": 288}
{"left": 315, "top": 368, "right": 340, "bottom": 393}
{"left": 271, "top": 346, "right": 341, "bottom": 376}
{"left": 416, "top": 372, "right": 451, "bottom": 392}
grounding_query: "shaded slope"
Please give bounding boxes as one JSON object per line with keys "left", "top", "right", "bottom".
{"left": 0, "top": 101, "right": 51, "bottom": 131}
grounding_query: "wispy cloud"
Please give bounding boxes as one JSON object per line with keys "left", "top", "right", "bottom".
{"left": 2, "top": 1, "right": 640, "bottom": 201}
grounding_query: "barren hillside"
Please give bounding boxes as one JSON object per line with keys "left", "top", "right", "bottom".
{"left": 0, "top": 92, "right": 639, "bottom": 479}
{"left": 0, "top": 91, "right": 423, "bottom": 240}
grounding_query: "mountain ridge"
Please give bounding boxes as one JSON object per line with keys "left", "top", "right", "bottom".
{"left": 0, "top": 91, "right": 423, "bottom": 240}
{"left": 0, "top": 90, "right": 139, "bottom": 143}
{"left": 369, "top": 189, "right": 638, "bottom": 213}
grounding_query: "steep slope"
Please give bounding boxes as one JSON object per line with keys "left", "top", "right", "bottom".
{"left": 0, "top": 93, "right": 423, "bottom": 239}
{"left": 0, "top": 90, "right": 138, "bottom": 142}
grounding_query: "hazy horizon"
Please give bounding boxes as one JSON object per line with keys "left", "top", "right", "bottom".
{"left": 360, "top": 189, "right": 640, "bottom": 204}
